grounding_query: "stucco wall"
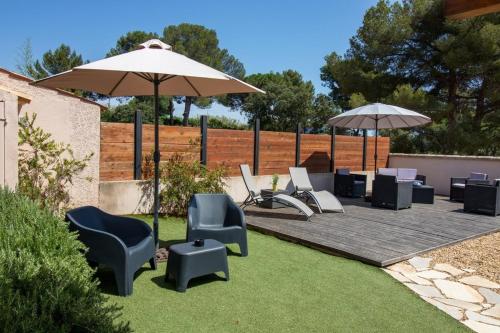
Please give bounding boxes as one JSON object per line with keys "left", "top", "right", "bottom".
{"left": 388, "top": 153, "right": 500, "bottom": 196}
{"left": 99, "top": 172, "right": 335, "bottom": 215}
{"left": 0, "top": 91, "right": 18, "bottom": 189}
{"left": 0, "top": 70, "right": 101, "bottom": 207}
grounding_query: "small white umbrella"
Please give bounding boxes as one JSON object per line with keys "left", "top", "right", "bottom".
{"left": 328, "top": 103, "right": 431, "bottom": 170}
{"left": 34, "top": 39, "right": 264, "bottom": 248}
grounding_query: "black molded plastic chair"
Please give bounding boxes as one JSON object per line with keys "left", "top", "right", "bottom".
{"left": 372, "top": 174, "right": 412, "bottom": 210}
{"left": 334, "top": 168, "right": 367, "bottom": 198}
{"left": 66, "top": 206, "right": 156, "bottom": 296}
{"left": 187, "top": 194, "right": 248, "bottom": 257}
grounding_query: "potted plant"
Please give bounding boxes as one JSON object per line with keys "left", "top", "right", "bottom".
{"left": 272, "top": 174, "right": 279, "bottom": 191}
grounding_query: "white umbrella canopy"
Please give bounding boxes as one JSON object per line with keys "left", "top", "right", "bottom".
{"left": 327, "top": 103, "right": 431, "bottom": 171}
{"left": 33, "top": 39, "right": 264, "bottom": 250}
{"left": 35, "top": 39, "right": 264, "bottom": 96}
{"left": 327, "top": 103, "right": 430, "bottom": 129}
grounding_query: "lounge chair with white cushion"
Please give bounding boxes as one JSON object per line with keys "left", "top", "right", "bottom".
{"left": 239, "top": 164, "right": 314, "bottom": 220}
{"left": 289, "top": 167, "right": 344, "bottom": 213}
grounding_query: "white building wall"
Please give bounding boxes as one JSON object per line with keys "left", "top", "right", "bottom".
{"left": 0, "top": 69, "right": 102, "bottom": 207}
{"left": 389, "top": 153, "right": 500, "bottom": 196}
{"left": 0, "top": 91, "right": 18, "bottom": 190}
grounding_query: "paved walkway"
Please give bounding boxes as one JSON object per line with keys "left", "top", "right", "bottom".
{"left": 385, "top": 256, "right": 500, "bottom": 333}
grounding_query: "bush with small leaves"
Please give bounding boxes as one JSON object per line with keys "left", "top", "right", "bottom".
{"left": 17, "top": 113, "right": 93, "bottom": 216}
{"left": 0, "top": 188, "right": 131, "bottom": 333}
{"left": 159, "top": 154, "right": 227, "bottom": 216}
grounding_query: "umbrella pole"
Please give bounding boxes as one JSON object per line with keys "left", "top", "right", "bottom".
{"left": 374, "top": 117, "right": 378, "bottom": 173}
{"left": 153, "top": 74, "right": 160, "bottom": 249}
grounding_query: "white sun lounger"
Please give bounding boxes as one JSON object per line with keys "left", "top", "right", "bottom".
{"left": 289, "top": 167, "right": 344, "bottom": 213}
{"left": 239, "top": 164, "right": 314, "bottom": 220}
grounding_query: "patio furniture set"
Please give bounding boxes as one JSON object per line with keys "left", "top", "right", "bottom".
{"left": 66, "top": 193, "right": 247, "bottom": 296}
{"left": 242, "top": 165, "right": 499, "bottom": 217}
{"left": 64, "top": 166, "right": 497, "bottom": 297}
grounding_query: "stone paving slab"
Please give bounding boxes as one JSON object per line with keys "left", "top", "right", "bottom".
{"left": 386, "top": 256, "right": 500, "bottom": 333}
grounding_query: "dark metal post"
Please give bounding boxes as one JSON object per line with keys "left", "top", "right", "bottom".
{"left": 362, "top": 129, "right": 367, "bottom": 171}
{"left": 374, "top": 117, "right": 379, "bottom": 172}
{"left": 153, "top": 75, "right": 160, "bottom": 248}
{"left": 295, "top": 123, "right": 302, "bottom": 167}
{"left": 200, "top": 115, "right": 208, "bottom": 166}
{"left": 133, "top": 109, "right": 143, "bottom": 180}
{"left": 253, "top": 118, "right": 260, "bottom": 175}
{"left": 330, "top": 126, "right": 336, "bottom": 173}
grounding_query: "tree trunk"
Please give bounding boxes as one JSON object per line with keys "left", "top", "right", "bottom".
{"left": 168, "top": 99, "right": 174, "bottom": 125}
{"left": 473, "top": 79, "right": 486, "bottom": 128}
{"left": 446, "top": 70, "right": 459, "bottom": 154}
{"left": 182, "top": 96, "right": 192, "bottom": 126}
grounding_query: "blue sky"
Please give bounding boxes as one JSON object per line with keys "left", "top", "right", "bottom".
{"left": 0, "top": 0, "right": 378, "bottom": 121}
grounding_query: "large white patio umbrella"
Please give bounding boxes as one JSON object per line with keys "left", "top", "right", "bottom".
{"left": 328, "top": 103, "right": 431, "bottom": 171}
{"left": 34, "top": 39, "right": 264, "bottom": 248}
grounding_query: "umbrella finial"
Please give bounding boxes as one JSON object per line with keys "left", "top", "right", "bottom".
{"left": 138, "top": 39, "right": 172, "bottom": 51}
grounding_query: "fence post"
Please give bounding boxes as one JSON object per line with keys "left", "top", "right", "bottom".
{"left": 362, "top": 129, "right": 367, "bottom": 171}
{"left": 295, "top": 123, "right": 302, "bottom": 167}
{"left": 253, "top": 118, "right": 260, "bottom": 175}
{"left": 330, "top": 126, "right": 336, "bottom": 173}
{"left": 200, "top": 115, "right": 208, "bottom": 166}
{"left": 133, "top": 109, "right": 142, "bottom": 180}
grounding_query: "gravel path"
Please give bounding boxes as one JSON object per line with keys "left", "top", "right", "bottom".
{"left": 424, "top": 232, "right": 499, "bottom": 285}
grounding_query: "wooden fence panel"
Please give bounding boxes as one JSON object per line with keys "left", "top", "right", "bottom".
{"left": 100, "top": 122, "right": 390, "bottom": 181}
{"left": 300, "top": 134, "right": 331, "bottom": 173}
{"left": 260, "top": 131, "right": 296, "bottom": 175}
{"left": 207, "top": 128, "right": 254, "bottom": 176}
{"left": 100, "top": 122, "right": 200, "bottom": 181}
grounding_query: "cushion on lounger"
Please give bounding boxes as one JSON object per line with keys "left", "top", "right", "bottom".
{"left": 378, "top": 168, "right": 397, "bottom": 176}
{"left": 469, "top": 172, "right": 488, "bottom": 180}
{"left": 336, "top": 168, "right": 350, "bottom": 175}
{"left": 397, "top": 168, "right": 417, "bottom": 181}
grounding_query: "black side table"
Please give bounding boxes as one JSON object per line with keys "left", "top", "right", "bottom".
{"left": 412, "top": 185, "right": 434, "bottom": 204}
{"left": 165, "top": 239, "right": 229, "bottom": 292}
{"left": 260, "top": 189, "right": 288, "bottom": 209}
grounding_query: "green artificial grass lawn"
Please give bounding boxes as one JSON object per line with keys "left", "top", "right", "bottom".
{"left": 100, "top": 216, "right": 470, "bottom": 333}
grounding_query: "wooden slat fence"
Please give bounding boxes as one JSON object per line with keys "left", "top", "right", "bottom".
{"left": 207, "top": 128, "right": 254, "bottom": 176}
{"left": 100, "top": 122, "right": 390, "bottom": 181}
{"left": 101, "top": 123, "right": 199, "bottom": 181}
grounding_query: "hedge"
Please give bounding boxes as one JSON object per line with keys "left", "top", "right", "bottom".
{"left": 0, "top": 188, "right": 131, "bottom": 333}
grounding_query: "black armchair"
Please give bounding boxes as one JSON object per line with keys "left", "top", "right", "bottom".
{"left": 334, "top": 168, "right": 367, "bottom": 198}
{"left": 464, "top": 181, "right": 500, "bottom": 216}
{"left": 450, "top": 173, "right": 489, "bottom": 202}
{"left": 66, "top": 206, "right": 156, "bottom": 296}
{"left": 372, "top": 174, "right": 412, "bottom": 210}
{"left": 187, "top": 194, "right": 248, "bottom": 257}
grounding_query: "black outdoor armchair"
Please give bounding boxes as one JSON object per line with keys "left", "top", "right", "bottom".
{"left": 187, "top": 193, "right": 248, "bottom": 257}
{"left": 464, "top": 180, "right": 500, "bottom": 216}
{"left": 372, "top": 174, "right": 412, "bottom": 210}
{"left": 450, "top": 172, "right": 489, "bottom": 202}
{"left": 66, "top": 206, "right": 156, "bottom": 296}
{"left": 334, "top": 168, "right": 367, "bottom": 198}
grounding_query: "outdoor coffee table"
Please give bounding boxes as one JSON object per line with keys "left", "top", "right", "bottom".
{"left": 260, "top": 189, "right": 288, "bottom": 209}
{"left": 412, "top": 185, "right": 434, "bottom": 204}
{"left": 165, "top": 239, "right": 229, "bottom": 292}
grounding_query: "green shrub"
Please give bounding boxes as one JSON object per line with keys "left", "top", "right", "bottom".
{"left": 18, "top": 113, "right": 93, "bottom": 215}
{"left": 159, "top": 153, "right": 227, "bottom": 216}
{"left": 0, "top": 188, "right": 130, "bottom": 333}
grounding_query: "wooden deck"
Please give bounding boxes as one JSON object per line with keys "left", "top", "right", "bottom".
{"left": 244, "top": 196, "right": 500, "bottom": 267}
